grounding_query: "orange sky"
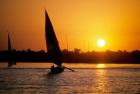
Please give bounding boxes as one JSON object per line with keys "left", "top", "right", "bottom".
{"left": 0, "top": 0, "right": 140, "bottom": 51}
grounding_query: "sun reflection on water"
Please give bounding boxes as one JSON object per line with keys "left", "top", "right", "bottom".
{"left": 96, "top": 64, "right": 106, "bottom": 68}
{"left": 93, "top": 69, "right": 109, "bottom": 93}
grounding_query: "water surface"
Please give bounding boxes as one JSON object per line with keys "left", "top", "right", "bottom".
{"left": 0, "top": 63, "right": 140, "bottom": 94}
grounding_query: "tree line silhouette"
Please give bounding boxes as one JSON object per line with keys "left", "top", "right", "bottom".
{"left": 0, "top": 48, "right": 140, "bottom": 64}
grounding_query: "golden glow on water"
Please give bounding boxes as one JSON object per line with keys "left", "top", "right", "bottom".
{"left": 96, "top": 64, "right": 106, "bottom": 68}
{"left": 93, "top": 69, "right": 108, "bottom": 93}
{"left": 0, "top": 63, "right": 140, "bottom": 68}
{"left": 0, "top": 63, "right": 140, "bottom": 94}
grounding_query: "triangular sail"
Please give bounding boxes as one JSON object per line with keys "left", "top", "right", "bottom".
{"left": 8, "top": 34, "right": 11, "bottom": 51}
{"left": 8, "top": 33, "right": 16, "bottom": 67}
{"left": 45, "top": 10, "right": 62, "bottom": 66}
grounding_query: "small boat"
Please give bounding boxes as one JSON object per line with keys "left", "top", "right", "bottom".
{"left": 44, "top": 10, "right": 64, "bottom": 73}
{"left": 8, "top": 33, "right": 16, "bottom": 67}
{"left": 50, "top": 65, "right": 64, "bottom": 74}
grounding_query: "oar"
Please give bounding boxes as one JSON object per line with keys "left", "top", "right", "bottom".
{"left": 62, "top": 66, "right": 75, "bottom": 72}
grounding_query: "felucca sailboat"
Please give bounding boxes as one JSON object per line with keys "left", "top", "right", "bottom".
{"left": 8, "top": 33, "right": 16, "bottom": 67}
{"left": 45, "top": 10, "right": 64, "bottom": 73}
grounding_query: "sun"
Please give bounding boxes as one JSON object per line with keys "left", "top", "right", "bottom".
{"left": 97, "top": 39, "right": 106, "bottom": 47}
{"left": 96, "top": 64, "right": 106, "bottom": 68}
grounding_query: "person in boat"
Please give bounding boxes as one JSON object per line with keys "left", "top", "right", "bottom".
{"left": 51, "top": 65, "right": 54, "bottom": 70}
{"left": 51, "top": 64, "right": 64, "bottom": 69}
{"left": 50, "top": 60, "right": 65, "bottom": 72}
{"left": 50, "top": 65, "right": 64, "bottom": 73}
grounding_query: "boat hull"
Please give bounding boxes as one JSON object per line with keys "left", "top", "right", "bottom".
{"left": 50, "top": 66, "right": 64, "bottom": 74}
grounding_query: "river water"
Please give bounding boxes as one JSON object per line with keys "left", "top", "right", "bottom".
{"left": 0, "top": 63, "right": 140, "bottom": 94}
